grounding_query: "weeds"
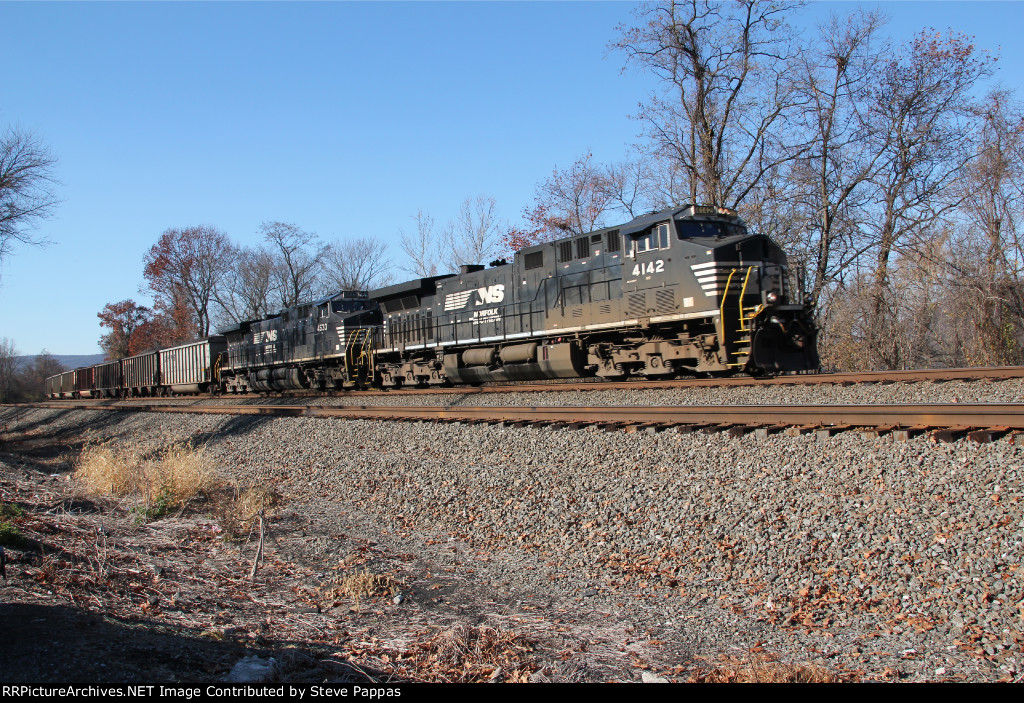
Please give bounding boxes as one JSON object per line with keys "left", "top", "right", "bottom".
{"left": 0, "top": 502, "right": 25, "bottom": 519}
{"left": 0, "top": 501, "right": 26, "bottom": 546}
{"left": 218, "top": 483, "right": 280, "bottom": 538}
{"left": 35, "top": 553, "right": 66, "bottom": 586}
{"left": 687, "top": 654, "right": 843, "bottom": 683}
{"left": 0, "top": 521, "right": 25, "bottom": 547}
{"left": 333, "top": 570, "right": 399, "bottom": 600}
{"left": 75, "top": 439, "right": 216, "bottom": 519}
{"left": 319, "top": 569, "right": 400, "bottom": 612}
{"left": 152, "top": 442, "right": 216, "bottom": 509}
{"left": 75, "top": 441, "right": 140, "bottom": 498}
{"left": 404, "top": 624, "right": 538, "bottom": 682}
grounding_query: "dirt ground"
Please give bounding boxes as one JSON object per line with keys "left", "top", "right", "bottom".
{"left": 3, "top": 415, "right": 810, "bottom": 685}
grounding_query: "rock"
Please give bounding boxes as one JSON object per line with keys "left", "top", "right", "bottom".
{"left": 224, "top": 656, "right": 277, "bottom": 683}
{"left": 641, "top": 671, "right": 669, "bottom": 683}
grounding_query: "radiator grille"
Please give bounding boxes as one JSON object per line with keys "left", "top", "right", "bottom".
{"left": 655, "top": 289, "right": 675, "bottom": 313}
{"left": 628, "top": 292, "right": 647, "bottom": 317}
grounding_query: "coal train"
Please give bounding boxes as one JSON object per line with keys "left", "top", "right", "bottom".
{"left": 46, "top": 205, "right": 819, "bottom": 398}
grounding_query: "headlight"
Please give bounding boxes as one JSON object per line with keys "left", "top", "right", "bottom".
{"left": 766, "top": 291, "right": 778, "bottom": 303}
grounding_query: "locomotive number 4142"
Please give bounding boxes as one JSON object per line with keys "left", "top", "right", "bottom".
{"left": 632, "top": 260, "right": 665, "bottom": 277}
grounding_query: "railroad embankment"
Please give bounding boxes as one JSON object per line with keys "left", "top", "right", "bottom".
{"left": 0, "top": 401, "right": 1021, "bottom": 682}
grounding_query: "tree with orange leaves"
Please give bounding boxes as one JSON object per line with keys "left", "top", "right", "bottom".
{"left": 98, "top": 299, "right": 180, "bottom": 358}
{"left": 143, "top": 225, "right": 231, "bottom": 340}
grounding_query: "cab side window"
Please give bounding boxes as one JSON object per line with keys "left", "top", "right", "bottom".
{"left": 631, "top": 223, "right": 670, "bottom": 255}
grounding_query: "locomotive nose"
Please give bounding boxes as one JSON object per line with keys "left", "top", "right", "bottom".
{"left": 751, "top": 310, "right": 819, "bottom": 372}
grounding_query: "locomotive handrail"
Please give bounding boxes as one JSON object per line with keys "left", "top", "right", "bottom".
{"left": 719, "top": 268, "right": 738, "bottom": 323}
{"left": 737, "top": 266, "right": 762, "bottom": 333}
{"left": 344, "top": 328, "right": 374, "bottom": 384}
{"left": 719, "top": 265, "right": 762, "bottom": 368}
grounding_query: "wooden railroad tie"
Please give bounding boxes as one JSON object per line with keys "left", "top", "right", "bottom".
{"left": 930, "top": 427, "right": 969, "bottom": 443}
{"left": 967, "top": 426, "right": 1009, "bottom": 443}
{"left": 892, "top": 425, "right": 929, "bottom": 441}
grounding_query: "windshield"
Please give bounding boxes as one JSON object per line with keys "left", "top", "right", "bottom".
{"left": 676, "top": 220, "right": 747, "bottom": 239}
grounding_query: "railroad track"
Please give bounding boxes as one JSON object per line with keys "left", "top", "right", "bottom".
{"left": 35, "top": 364, "right": 1024, "bottom": 402}
{"left": 451, "top": 364, "right": 1024, "bottom": 393}
{"left": 178, "top": 364, "right": 1024, "bottom": 397}
{"left": 24, "top": 401, "right": 1024, "bottom": 442}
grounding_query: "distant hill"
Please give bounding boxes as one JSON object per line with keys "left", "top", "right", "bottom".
{"left": 15, "top": 353, "right": 106, "bottom": 370}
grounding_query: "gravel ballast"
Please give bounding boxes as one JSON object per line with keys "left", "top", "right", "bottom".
{"left": 2, "top": 399, "right": 1022, "bottom": 682}
{"left": 74, "top": 377, "right": 1024, "bottom": 408}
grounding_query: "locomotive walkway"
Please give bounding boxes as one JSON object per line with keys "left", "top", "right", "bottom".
{"left": 28, "top": 400, "right": 1024, "bottom": 442}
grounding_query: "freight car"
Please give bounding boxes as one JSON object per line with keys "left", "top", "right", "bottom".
{"left": 160, "top": 338, "right": 227, "bottom": 394}
{"left": 46, "top": 337, "right": 225, "bottom": 398}
{"left": 46, "top": 205, "right": 819, "bottom": 398}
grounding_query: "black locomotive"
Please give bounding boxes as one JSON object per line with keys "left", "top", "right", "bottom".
{"left": 48, "top": 205, "right": 819, "bottom": 397}
{"left": 216, "top": 204, "right": 818, "bottom": 393}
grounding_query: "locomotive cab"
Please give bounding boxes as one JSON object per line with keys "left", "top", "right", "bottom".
{"left": 675, "top": 207, "right": 818, "bottom": 373}
{"left": 582, "top": 204, "right": 818, "bottom": 377}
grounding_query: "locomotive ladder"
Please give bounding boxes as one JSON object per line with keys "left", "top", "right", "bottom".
{"left": 720, "top": 266, "right": 764, "bottom": 367}
{"left": 344, "top": 328, "right": 374, "bottom": 384}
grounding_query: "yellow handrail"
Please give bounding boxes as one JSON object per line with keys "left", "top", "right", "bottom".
{"left": 718, "top": 265, "right": 763, "bottom": 366}
{"left": 343, "top": 328, "right": 374, "bottom": 384}
{"left": 738, "top": 266, "right": 762, "bottom": 332}
{"left": 719, "top": 269, "right": 738, "bottom": 323}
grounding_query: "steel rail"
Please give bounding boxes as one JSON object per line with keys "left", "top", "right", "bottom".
{"left": 23, "top": 401, "right": 1024, "bottom": 430}
{"left": 460, "top": 364, "right": 1024, "bottom": 390}
{"left": 28, "top": 366, "right": 1024, "bottom": 404}
{"left": 222, "top": 364, "right": 1024, "bottom": 397}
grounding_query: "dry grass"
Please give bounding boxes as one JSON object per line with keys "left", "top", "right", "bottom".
{"left": 403, "top": 624, "right": 538, "bottom": 683}
{"left": 331, "top": 570, "right": 399, "bottom": 600}
{"left": 154, "top": 442, "right": 216, "bottom": 507}
{"left": 319, "top": 569, "right": 402, "bottom": 613}
{"left": 688, "top": 654, "right": 843, "bottom": 683}
{"left": 75, "top": 440, "right": 216, "bottom": 517}
{"left": 75, "top": 441, "right": 141, "bottom": 499}
{"left": 217, "top": 483, "right": 281, "bottom": 537}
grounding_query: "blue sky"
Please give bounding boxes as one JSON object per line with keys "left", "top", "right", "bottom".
{"left": 2, "top": 1, "right": 1023, "bottom": 356}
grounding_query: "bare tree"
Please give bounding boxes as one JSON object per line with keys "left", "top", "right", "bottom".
{"left": 616, "top": 0, "right": 806, "bottom": 209}
{"left": 529, "top": 152, "right": 614, "bottom": 237}
{"left": 785, "top": 10, "right": 889, "bottom": 308}
{"left": 0, "top": 127, "right": 59, "bottom": 271}
{"left": 399, "top": 210, "right": 444, "bottom": 278}
{"left": 324, "top": 236, "right": 393, "bottom": 290}
{"left": 214, "top": 246, "right": 278, "bottom": 325}
{"left": 0, "top": 337, "right": 18, "bottom": 403}
{"left": 867, "top": 30, "right": 992, "bottom": 287}
{"left": 603, "top": 155, "right": 660, "bottom": 219}
{"left": 507, "top": 153, "right": 657, "bottom": 252}
{"left": 861, "top": 30, "right": 993, "bottom": 368}
{"left": 21, "top": 350, "right": 65, "bottom": 401}
{"left": 261, "top": 222, "right": 328, "bottom": 309}
{"left": 445, "top": 195, "right": 504, "bottom": 270}
{"left": 944, "top": 90, "right": 1024, "bottom": 365}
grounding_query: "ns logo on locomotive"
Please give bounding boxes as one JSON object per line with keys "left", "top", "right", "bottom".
{"left": 46, "top": 205, "right": 819, "bottom": 398}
